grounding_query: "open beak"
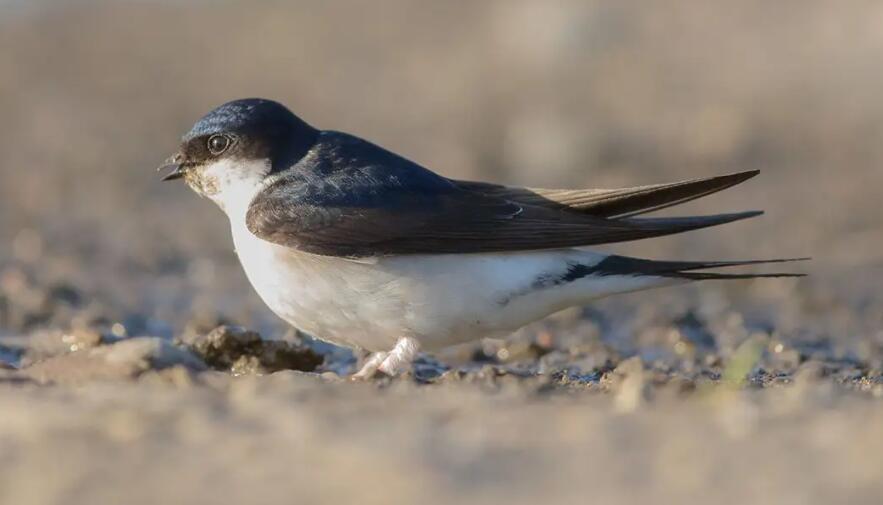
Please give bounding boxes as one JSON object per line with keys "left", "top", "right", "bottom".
{"left": 158, "top": 153, "right": 187, "bottom": 181}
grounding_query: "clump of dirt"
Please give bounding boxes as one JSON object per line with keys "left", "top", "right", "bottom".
{"left": 182, "top": 325, "right": 324, "bottom": 375}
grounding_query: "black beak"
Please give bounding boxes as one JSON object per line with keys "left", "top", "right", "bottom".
{"left": 158, "top": 153, "right": 187, "bottom": 181}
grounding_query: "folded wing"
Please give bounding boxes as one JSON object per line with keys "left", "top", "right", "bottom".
{"left": 247, "top": 168, "right": 765, "bottom": 258}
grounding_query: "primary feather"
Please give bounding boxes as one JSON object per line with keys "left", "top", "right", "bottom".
{"left": 454, "top": 170, "right": 760, "bottom": 218}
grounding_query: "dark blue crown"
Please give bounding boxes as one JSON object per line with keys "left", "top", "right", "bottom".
{"left": 184, "top": 98, "right": 305, "bottom": 140}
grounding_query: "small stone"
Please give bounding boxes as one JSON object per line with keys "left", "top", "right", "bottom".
{"left": 183, "top": 325, "right": 323, "bottom": 374}
{"left": 182, "top": 325, "right": 260, "bottom": 361}
{"left": 230, "top": 355, "right": 262, "bottom": 376}
{"left": 319, "top": 371, "right": 344, "bottom": 382}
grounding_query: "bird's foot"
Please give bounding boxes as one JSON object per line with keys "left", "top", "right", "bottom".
{"left": 351, "top": 351, "right": 388, "bottom": 381}
{"left": 377, "top": 336, "right": 421, "bottom": 376}
{"left": 350, "top": 337, "right": 421, "bottom": 380}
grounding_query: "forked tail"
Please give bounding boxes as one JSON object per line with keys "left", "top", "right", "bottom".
{"left": 590, "top": 255, "right": 809, "bottom": 280}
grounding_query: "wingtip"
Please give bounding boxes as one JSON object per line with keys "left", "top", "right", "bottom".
{"left": 696, "top": 209, "right": 766, "bottom": 224}
{"left": 598, "top": 169, "right": 764, "bottom": 219}
{"left": 710, "top": 169, "right": 760, "bottom": 186}
{"left": 787, "top": 257, "right": 812, "bottom": 262}
{"left": 624, "top": 209, "right": 765, "bottom": 233}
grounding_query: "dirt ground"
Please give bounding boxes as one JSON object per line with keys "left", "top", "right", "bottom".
{"left": 1, "top": 1, "right": 882, "bottom": 504}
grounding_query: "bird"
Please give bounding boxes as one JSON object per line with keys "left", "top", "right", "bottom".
{"left": 159, "top": 98, "right": 804, "bottom": 379}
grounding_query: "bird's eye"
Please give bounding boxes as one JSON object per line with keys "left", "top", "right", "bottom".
{"left": 207, "top": 134, "right": 232, "bottom": 155}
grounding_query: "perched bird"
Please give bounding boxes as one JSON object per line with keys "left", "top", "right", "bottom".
{"left": 159, "top": 98, "right": 803, "bottom": 378}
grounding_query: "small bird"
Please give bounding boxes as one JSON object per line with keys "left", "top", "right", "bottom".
{"left": 159, "top": 98, "right": 803, "bottom": 378}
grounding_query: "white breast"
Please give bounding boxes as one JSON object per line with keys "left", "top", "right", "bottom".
{"left": 228, "top": 224, "right": 401, "bottom": 349}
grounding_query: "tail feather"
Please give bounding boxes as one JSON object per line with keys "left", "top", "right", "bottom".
{"left": 676, "top": 271, "right": 807, "bottom": 280}
{"left": 593, "top": 255, "right": 809, "bottom": 281}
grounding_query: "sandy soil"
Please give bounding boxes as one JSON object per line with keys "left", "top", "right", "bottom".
{"left": 1, "top": 1, "right": 882, "bottom": 504}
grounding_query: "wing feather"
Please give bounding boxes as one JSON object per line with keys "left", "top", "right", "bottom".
{"left": 453, "top": 170, "right": 759, "bottom": 218}
{"left": 247, "top": 181, "right": 763, "bottom": 257}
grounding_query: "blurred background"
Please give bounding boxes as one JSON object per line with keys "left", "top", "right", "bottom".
{"left": 2, "top": 0, "right": 881, "bottom": 324}
{"left": 1, "top": 2, "right": 883, "bottom": 504}
{"left": 2, "top": 0, "right": 882, "bottom": 313}
{"left": 3, "top": 0, "right": 883, "bottom": 377}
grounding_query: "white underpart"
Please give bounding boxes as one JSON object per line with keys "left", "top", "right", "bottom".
{"left": 200, "top": 159, "right": 681, "bottom": 363}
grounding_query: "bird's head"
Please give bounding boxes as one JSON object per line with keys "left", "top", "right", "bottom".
{"left": 159, "top": 98, "right": 317, "bottom": 213}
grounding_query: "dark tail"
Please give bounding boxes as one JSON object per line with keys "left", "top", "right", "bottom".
{"left": 593, "top": 255, "right": 809, "bottom": 280}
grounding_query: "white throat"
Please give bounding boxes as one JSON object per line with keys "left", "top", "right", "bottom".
{"left": 198, "top": 158, "right": 272, "bottom": 220}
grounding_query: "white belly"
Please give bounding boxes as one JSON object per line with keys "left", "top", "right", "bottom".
{"left": 229, "top": 222, "right": 668, "bottom": 351}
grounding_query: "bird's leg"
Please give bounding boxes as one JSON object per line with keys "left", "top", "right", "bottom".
{"left": 377, "top": 336, "right": 421, "bottom": 376}
{"left": 351, "top": 351, "right": 388, "bottom": 380}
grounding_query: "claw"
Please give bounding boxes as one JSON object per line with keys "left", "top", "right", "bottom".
{"left": 351, "top": 351, "right": 388, "bottom": 380}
